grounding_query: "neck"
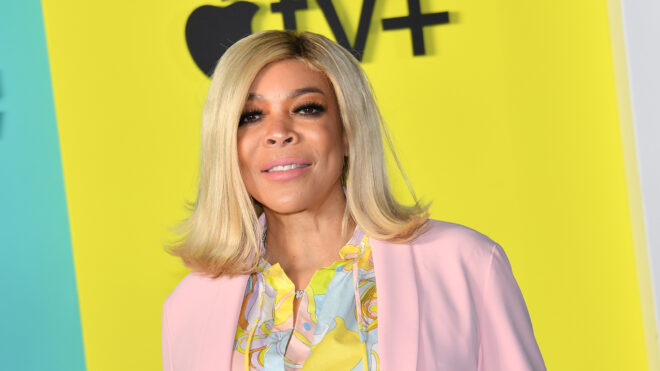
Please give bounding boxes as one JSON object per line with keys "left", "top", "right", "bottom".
{"left": 262, "top": 183, "right": 355, "bottom": 286}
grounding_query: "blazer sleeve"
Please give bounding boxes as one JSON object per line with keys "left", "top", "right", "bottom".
{"left": 477, "top": 243, "right": 546, "bottom": 371}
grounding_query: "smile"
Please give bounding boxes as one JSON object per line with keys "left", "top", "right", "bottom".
{"left": 261, "top": 158, "right": 312, "bottom": 181}
{"left": 265, "top": 164, "right": 310, "bottom": 172}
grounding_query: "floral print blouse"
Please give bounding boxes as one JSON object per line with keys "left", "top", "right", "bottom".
{"left": 231, "top": 227, "right": 379, "bottom": 370}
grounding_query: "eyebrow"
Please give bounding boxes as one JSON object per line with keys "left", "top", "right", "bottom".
{"left": 247, "top": 87, "right": 325, "bottom": 101}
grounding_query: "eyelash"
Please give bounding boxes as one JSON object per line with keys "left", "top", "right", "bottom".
{"left": 238, "top": 102, "right": 326, "bottom": 126}
{"left": 295, "top": 102, "right": 326, "bottom": 116}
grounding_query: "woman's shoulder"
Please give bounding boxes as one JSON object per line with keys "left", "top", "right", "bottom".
{"left": 371, "top": 218, "right": 505, "bottom": 278}
{"left": 407, "top": 218, "right": 500, "bottom": 261}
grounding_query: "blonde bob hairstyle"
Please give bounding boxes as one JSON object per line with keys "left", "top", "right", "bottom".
{"left": 170, "top": 30, "right": 429, "bottom": 276}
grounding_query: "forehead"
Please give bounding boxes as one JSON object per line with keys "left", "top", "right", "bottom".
{"left": 247, "top": 59, "right": 333, "bottom": 97}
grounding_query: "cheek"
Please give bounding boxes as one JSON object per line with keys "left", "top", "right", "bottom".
{"left": 236, "top": 130, "right": 255, "bottom": 167}
{"left": 236, "top": 133, "right": 257, "bottom": 190}
{"left": 319, "top": 129, "right": 347, "bottom": 173}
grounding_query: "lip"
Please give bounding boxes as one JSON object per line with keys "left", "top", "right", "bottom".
{"left": 261, "top": 157, "right": 312, "bottom": 172}
{"left": 261, "top": 157, "right": 312, "bottom": 181}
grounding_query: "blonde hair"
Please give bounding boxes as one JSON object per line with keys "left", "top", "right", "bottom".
{"left": 170, "top": 30, "right": 429, "bottom": 276}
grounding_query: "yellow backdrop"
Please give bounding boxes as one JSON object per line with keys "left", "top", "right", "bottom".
{"left": 41, "top": 0, "right": 650, "bottom": 369}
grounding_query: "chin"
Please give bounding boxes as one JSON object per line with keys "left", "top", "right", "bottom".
{"left": 261, "top": 197, "right": 309, "bottom": 215}
{"left": 249, "top": 179, "right": 344, "bottom": 216}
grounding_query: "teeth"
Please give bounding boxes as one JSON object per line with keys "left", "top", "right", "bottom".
{"left": 266, "top": 164, "right": 309, "bottom": 172}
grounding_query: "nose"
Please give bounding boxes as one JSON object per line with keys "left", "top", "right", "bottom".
{"left": 264, "top": 111, "right": 298, "bottom": 146}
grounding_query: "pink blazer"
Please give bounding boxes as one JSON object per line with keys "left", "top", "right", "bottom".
{"left": 162, "top": 220, "right": 545, "bottom": 370}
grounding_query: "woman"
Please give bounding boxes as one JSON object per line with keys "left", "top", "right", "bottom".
{"left": 162, "top": 30, "right": 545, "bottom": 371}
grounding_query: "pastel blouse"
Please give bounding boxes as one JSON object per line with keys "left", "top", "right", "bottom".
{"left": 231, "top": 227, "right": 379, "bottom": 370}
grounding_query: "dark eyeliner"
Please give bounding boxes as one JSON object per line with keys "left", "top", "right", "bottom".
{"left": 294, "top": 102, "right": 326, "bottom": 115}
{"left": 239, "top": 109, "right": 262, "bottom": 125}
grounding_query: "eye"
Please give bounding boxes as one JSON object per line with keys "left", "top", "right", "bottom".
{"left": 239, "top": 110, "right": 262, "bottom": 126}
{"left": 294, "top": 103, "right": 326, "bottom": 116}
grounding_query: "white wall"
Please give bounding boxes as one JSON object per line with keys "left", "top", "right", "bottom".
{"left": 620, "top": 0, "right": 660, "bottom": 366}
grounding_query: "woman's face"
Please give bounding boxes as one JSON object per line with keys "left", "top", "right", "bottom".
{"left": 237, "top": 59, "right": 347, "bottom": 215}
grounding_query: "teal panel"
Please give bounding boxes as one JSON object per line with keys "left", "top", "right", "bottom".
{"left": 0, "top": 1, "right": 86, "bottom": 370}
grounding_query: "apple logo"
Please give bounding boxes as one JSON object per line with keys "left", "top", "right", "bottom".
{"left": 186, "top": 1, "right": 259, "bottom": 77}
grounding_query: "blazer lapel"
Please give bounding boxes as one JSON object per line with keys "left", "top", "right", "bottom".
{"left": 200, "top": 274, "right": 249, "bottom": 370}
{"left": 371, "top": 238, "right": 419, "bottom": 371}
{"left": 197, "top": 214, "right": 265, "bottom": 370}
